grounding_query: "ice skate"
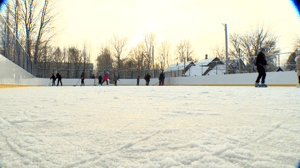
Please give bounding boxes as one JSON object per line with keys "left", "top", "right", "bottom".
{"left": 260, "top": 83, "right": 267, "bottom": 87}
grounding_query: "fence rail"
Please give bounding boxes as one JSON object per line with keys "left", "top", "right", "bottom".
{"left": 0, "top": 15, "right": 38, "bottom": 76}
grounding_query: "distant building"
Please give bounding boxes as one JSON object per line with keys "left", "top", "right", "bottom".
{"left": 164, "top": 57, "right": 224, "bottom": 77}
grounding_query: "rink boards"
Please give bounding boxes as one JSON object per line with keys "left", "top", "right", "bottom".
{"left": 0, "top": 54, "right": 298, "bottom": 88}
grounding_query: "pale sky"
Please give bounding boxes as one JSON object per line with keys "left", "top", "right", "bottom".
{"left": 55, "top": 0, "right": 300, "bottom": 65}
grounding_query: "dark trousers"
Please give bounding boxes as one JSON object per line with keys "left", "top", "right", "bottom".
{"left": 137, "top": 81, "right": 139, "bottom": 86}
{"left": 255, "top": 65, "right": 266, "bottom": 84}
{"left": 52, "top": 80, "right": 56, "bottom": 86}
{"left": 102, "top": 80, "right": 108, "bottom": 85}
{"left": 99, "top": 80, "right": 102, "bottom": 85}
{"left": 114, "top": 81, "right": 117, "bottom": 86}
{"left": 57, "top": 79, "right": 63, "bottom": 86}
{"left": 81, "top": 78, "right": 85, "bottom": 86}
{"left": 159, "top": 80, "right": 162, "bottom": 85}
{"left": 146, "top": 81, "right": 149, "bottom": 86}
{"left": 298, "top": 76, "right": 300, "bottom": 83}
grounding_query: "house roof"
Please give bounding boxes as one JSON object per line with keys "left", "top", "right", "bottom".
{"left": 194, "top": 57, "right": 216, "bottom": 66}
{"left": 164, "top": 61, "right": 193, "bottom": 72}
{"left": 184, "top": 66, "right": 209, "bottom": 76}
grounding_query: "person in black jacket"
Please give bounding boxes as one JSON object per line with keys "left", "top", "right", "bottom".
{"left": 50, "top": 74, "right": 56, "bottom": 86}
{"left": 56, "top": 73, "right": 63, "bottom": 86}
{"left": 159, "top": 71, "right": 165, "bottom": 86}
{"left": 255, "top": 48, "right": 268, "bottom": 87}
{"left": 98, "top": 74, "right": 103, "bottom": 86}
{"left": 81, "top": 70, "right": 85, "bottom": 86}
{"left": 144, "top": 73, "right": 151, "bottom": 86}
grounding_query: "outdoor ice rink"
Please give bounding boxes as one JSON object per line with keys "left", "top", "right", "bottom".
{"left": 0, "top": 86, "right": 299, "bottom": 168}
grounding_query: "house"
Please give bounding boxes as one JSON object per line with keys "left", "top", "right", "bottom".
{"left": 164, "top": 61, "right": 195, "bottom": 77}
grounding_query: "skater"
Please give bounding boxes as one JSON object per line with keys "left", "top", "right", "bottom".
{"left": 296, "top": 50, "right": 300, "bottom": 87}
{"left": 81, "top": 70, "right": 85, "bottom": 86}
{"left": 113, "top": 73, "right": 119, "bottom": 86}
{"left": 137, "top": 76, "right": 140, "bottom": 86}
{"left": 102, "top": 72, "right": 109, "bottom": 86}
{"left": 50, "top": 74, "right": 56, "bottom": 86}
{"left": 56, "top": 73, "right": 63, "bottom": 86}
{"left": 159, "top": 71, "right": 165, "bottom": 86}
{"left": 144, "top": 73, "right": 151, "bottom": 86}
{"left": 98, "top": 74, "right": 103, "bottom": 86}
{"left": 255, "top": 48, "right": 268, "bottom": 87}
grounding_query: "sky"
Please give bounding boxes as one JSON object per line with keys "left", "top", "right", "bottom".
{"left": 54, "top": 0, "right": 300, "bottom": 65}
{"left": 0, "top": 86, "right": 300, "bottom": 167}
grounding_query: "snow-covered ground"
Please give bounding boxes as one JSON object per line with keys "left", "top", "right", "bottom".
{"left": 0, "top": 86, "right": 299, "bottom": 168}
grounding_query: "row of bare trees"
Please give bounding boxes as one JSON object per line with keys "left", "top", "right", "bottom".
{"left": 211, "top": 24, "right": 281, "bottom": 73}
{"left": 2, "top": 0, "right": 58, "bottom": 65}
{"left": 96, "top": 32, "right": 198, "bottom": 72}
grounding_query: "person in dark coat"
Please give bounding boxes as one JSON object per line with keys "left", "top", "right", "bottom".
{"left": 255, "top": 48, "right": 268, "bottom": 87}
{"left": 56, "top": 73, "right": 63, "bottom": 86}
{"left": 144, "top": 73, "right": 151, "bottom": 86}
{"left": 137, "top": 76, "right": 140, "bottom": 86}
{"left": 159, "top": 71, "right": 165, "bottom": 86}
{"left": 50, "top": 74, "right": 56, "bottom": 86}
{"left": 113, "top": 73, "right": 119, "bottom": 86}
{"left": 98, "top": 75, "right": 103, "bottom": 86}
{"left": 81, "top": 70, "right": 85, "bottom": 86}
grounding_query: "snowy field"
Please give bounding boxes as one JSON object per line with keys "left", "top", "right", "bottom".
{"left": 0, "top": 86, "right": 300, "bottom": 168}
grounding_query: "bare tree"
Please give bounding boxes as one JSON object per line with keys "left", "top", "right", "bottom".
{"left": 110, "top": 34, "right": 128, "bottom": 70}
{"left": 142, "top": 31, "right": 157, "bottom": 69}
{"left": 157, "top": 39, "right": 171, "bottom": 69}
{"left": 211, "top": 23, "right": 280, "bottom": 73}
{"left": 210, "top": 43, "right": 225, "bottom": 60}
{"left": 175, "top": 39, "right": 194, "bottom": 63}
{"left": 128, "top": 41, "right": 146, "bottom": 70}
{"left": 96, "top": 43, "right": 113, "bottom": 71}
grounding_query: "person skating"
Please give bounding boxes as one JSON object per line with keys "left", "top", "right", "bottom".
{"left": 113, "top": 73, "right": 119, "bottom": 86}
{"left": 137, "top": 76, "right": 140, "bottom": 86}
{"left": 159, "top": 71, "right": 165, "bottom": 86}
{"left": 144, "top": 73, "right": 151, "bottom": 86}
{"left": 102, "top": 72, "right": 109, "bottom": 86}
{"left": 296, "top": 50, "right": 300, "bottom": 88}
{"left": 98, "top": 74, "right": 103, "bottom": 86}
{"left": 50, "top": 74, "right": 56, "bottom": 86}
{"left": 56, "top": 73, "right": 63, "bottom": 86}
{"left": 81, "top": 70, "right": 85, "bottom": 86}
{"left": 255, "top": 48, "right": 268, "bottom": 87}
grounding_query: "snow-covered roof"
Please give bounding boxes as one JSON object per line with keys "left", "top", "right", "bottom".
{"left": 164, "top": 61, "right": 193, "bottom": 72}
{"left": 184, "top": 66, "right": 209, "bottom": 76}
{"left": 194, "top": 57, "right": 216, "bottom": 66}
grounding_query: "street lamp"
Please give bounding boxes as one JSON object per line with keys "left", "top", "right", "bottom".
{"left": 222, "top": 23, "right": 228, "bottom": 74}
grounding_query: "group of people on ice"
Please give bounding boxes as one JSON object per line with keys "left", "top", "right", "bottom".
{"left": 49, "top": 48, "right": 300, "bottom": 87}
{"left": 50, "top": 73, "right": 63, "bottom": 86}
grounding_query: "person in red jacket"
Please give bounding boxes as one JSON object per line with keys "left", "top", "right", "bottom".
{"left": 102, "top": 72, "right": 109, "bottom": 86}
{"left": 137, "top": 76, "right": 140, "bottom": 86}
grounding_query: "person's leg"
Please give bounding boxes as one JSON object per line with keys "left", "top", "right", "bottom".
{"left": 255, "top": 66, "right": 263, "bottom": 83}
{"left": 261, "top": 67, "right": 266, "bottom": 84}
{"left": 298, "top": 76, "right": 300, "bottom": 84}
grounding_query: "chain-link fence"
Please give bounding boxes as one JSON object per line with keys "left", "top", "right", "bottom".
{"left": 0, "top": 15, "right": 38, "bottom": 76}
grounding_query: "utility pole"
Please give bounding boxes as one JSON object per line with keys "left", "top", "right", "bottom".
{"left": 152, "top": 46, "right": 155, "bottom": 76}
{"left": 239, "top": 48, "right": 241, "bottom": 73}
{"left": 223, "top": 23, "right": 228, "bottom": 74}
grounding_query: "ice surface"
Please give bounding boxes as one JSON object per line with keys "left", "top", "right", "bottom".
{"left": 0, "top": 86, "right": 299, "bottom": 167}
